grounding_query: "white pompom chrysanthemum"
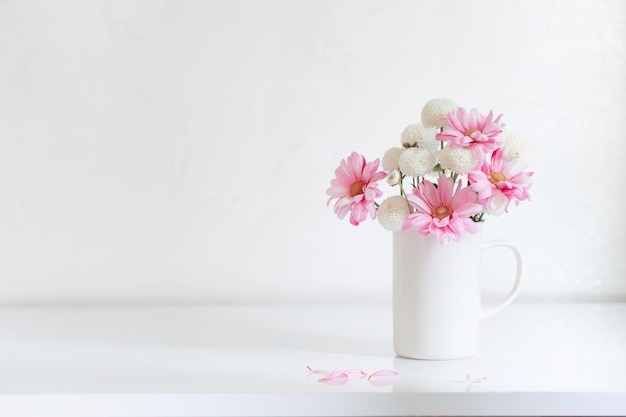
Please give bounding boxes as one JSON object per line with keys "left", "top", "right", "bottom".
{"left": 400, "top": 123, "right": 439, "bottom": 151}
{"left": 377, "top": 195, "right": 411, "bottom": 231}
{"left": 398, "top": 148, "right": 435, "bottom": 177}
{"left": 439, "top": 146, "right": 479, "bottom": 175}
{"left": 381, "top": 147, "right": 404, "bottom": 171}
{"left": 386, "top": 169, "right": 401, "bottom": 186}
{"left": 421, "top": 98, "right": 458, "bottom": 129}
{"left": 501, "top": 133, "right": 532, "bottom": 170}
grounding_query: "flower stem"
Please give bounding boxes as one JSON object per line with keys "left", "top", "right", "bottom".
{"left": 399, "top": 175, "right": 407, "bottom": 197}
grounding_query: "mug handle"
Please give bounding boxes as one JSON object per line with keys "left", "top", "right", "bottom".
{"left": 480, "top": 240, "right": 523, "bottom": 320}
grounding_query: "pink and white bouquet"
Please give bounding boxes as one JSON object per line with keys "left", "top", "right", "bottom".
{"left": 326, "top": 98, "right": 534, "bottom": 245}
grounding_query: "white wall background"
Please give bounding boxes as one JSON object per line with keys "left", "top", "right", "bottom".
{"left": 0, "top": 0, "right": 624, "bottom": 305}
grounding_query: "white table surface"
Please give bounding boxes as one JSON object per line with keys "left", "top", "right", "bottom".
{"left": 0, "top": 302, "right": 625, "bottom": 416}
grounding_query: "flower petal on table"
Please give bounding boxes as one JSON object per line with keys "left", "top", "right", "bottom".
{"left": 368, "top": 369, "right": 399, "bottom": 386}
{"left": 466, "top": 373, "right": 488, "bottom": 383}
{"left": 340, "top": 369, "right": 367, "bottom": 378}
{"left": 319, "top": 371, "right": 350, "bottom": 385}
{"left": 306, "top": 365, "right": 334, "bottom": 374}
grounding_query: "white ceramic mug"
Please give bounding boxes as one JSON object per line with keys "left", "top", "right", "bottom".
{"left": 392, "top": 229, "right": 523, "bottom": 360}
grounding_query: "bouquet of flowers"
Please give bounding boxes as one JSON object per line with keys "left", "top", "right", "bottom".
{"left": 326, "top": 98, "right": 534, "bottom": 245}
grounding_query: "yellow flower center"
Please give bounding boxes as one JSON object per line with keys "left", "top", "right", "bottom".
{"left": 465, "top": 129, "right": 478, "bottom": 136}
{"left": 489, "top": 171, "right": 508, "bottom": 186}
{"left": 349, "top": 181, "right": 366, "bottom": 197}
{"left": 432, "top": 205, "right": 451, "bottom": 220}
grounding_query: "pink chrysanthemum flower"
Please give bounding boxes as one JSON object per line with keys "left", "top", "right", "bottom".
{"left": 468, "top": 148, "right": 534, "bottom": 214}
{"left": 436, "top": 107, "right": 505, "bottom": 160}
{"left": 402, "top": 174, "right": 483, "bottom": 245}
{"left": 326, "top": 152, "right": 387, "bottom": 226}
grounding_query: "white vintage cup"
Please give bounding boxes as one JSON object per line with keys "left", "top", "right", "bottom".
{"left": 392, "top": 229, "right": 523, "bottom": 360}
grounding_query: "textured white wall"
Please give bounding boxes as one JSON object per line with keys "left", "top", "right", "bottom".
{"left": 0, "top": 0, "right": 624, "bottom": 305}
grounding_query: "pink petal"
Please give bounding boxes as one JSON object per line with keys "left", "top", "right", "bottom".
{"left": 368, "top": 369, "right": 399, "bottom": 386}
{"left": 463, "top": 217, "right": 480, "bottom": 234}
{"left": 436, "top": 175, "right": 454, "bottom": 205}
{"left": 406, "top": 193, "right": 431, "bottom": 215}
{"left": 319, "top": 371, "right": 349, "bottom": 385}
{"left": 340, "top": 369, "right": 367, "bottom": 378}
{"left": 349, "top": 152, "right": 365, "bottom": 176}
{"left": 432, "top": 215, "right": 449, "bottom": 228}
{"left": 466, "top": 373, "right": 488, "bottom": 383}
{"left": 490, "top": 148, "right": 506, "bottom": 172}
{"left": 402, "top": 212, "right": 431, "bottom": 231}
{"left": 468, "top": 108, "right": 479, "bottom": 128}
{"left": 370, "top": 170, "right": 387, "bottom": 182}
{"left": 418, "top": 180, "right": 439, "bottom": 208}
{"left": 306, "top": 365, "right": 333, "bottom": 375}
{"left": 349, "top": 203, "right": 366, "bottom": 226}
{"left": 369, "top": 369, "right": 398, "bottom": 378}
{"left": 363, "top": 159, "right": 386, "bottom": 183}
{"left": 446, "top": 111, "right": 464, "bottom": 132}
